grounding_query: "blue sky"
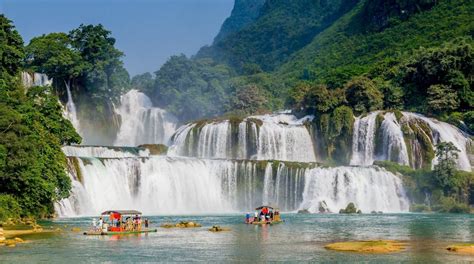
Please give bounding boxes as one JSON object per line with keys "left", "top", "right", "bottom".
{"left": 1, "top": 0, "right": 234, "bottom": 76}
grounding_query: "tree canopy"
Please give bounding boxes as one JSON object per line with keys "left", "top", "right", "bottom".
{"left": 0, "top": 15, "right": 80, "bottom": 221}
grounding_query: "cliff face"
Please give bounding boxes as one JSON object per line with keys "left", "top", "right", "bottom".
{"left": 213, "top": 0, "right": 265, "bottom": 43}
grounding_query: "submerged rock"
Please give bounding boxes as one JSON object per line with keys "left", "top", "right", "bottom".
{"left": 447, "top": 244, "right": 474, "bottom": 255}
{"left": 325, "top": 240, "right": 406, "bottom": 253}
{"left": 160, "top": 221, "right": 202, "bottom": 228}
{"left": 297, "top": 209, "right": 310, "bottom": 214}
{"left": 160, "top": 223, "right": 175, "bottom": 228}
{"left": 208, "top": 226, "right": 231, "bottom": 232}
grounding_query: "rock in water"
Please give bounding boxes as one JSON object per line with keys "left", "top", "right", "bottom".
{"left": 318, "top": 201, "right": 330, "bottom": 213}
{"left": 325, "top": 240, "right": 406, "bottom": 253}
{"left": 208, "top": 225, "right": 231, "bottom": 232}
{"left": 0, "top": 228, "right": 5, "bottom": 242}
{"left": 339, "top": 202, "right": 359, "bottom": 214}
{"left": 447, "top": 244, "right": 474, "bottom": 255}
{"left": 297, "top": 209, "right": 310, "bottom": 214}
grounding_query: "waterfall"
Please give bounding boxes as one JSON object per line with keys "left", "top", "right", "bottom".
{"left": 57, "top": 146, "right": 409, "bottom": 216}
{"left": 349, "top": 111, "right": 471, "bottom": 171}
{"left": 64, "top": 81, "right": 81, "bottom": 132}
{"left": 255, "top": 114, "right": 316, "bottom": 162}
{"left": 21, "top": 72, "right": 53, "bottom": 88}
{"left": 377, "top": 113, "right": 410, "bottom": 166}
{"left": 403, "top": 112, "right": 472, "bottom": 171}
{"left": 299, "top": 166, "right": 410, "bottom": 213}
{"left": 56, "top": 109, "right": 472, "bottom": 217}
{"left": 168, "top": 113, "right": 316, "bottom": 162}
{"left": 350, "top": 111, "right": 379, "bottom": 166}
{"left": 114, "top": 90, "right": 178, "bottom": 146}
{"left": 62, "top": 145, "right": 150, "bottom": 158}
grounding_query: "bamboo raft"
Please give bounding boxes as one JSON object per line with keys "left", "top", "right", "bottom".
{"left": 83, "top": 229, "right": 157, "bottom": 236}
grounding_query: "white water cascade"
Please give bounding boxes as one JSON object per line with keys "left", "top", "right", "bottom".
{"left": 62, "top": 145, "right": 150, "bottom": 158}
{"left": 168, "top": 113, "right": 316, "bottom": 162}
{"left": 114, "top": 90, "right": 178, "bottom": 146}
{"left": 404, "top": 112, "right": 472, "bottom": 171}
{"left": 299, "top": 166, "right": 410, "bottom": 213}
{"left": 350, "top": 111, "right": 380, "bottom": 166}
{"left": 57, "top": 147, "right": 410, "bottom": 216}
{"left": 350, "top": 111, "right": 472, "bottom": 171}
{"left": 21, "top": 72, "right": 53, "bottom": 88}
{"left": 64, "top": 82, "right": 81, "bottom": 132}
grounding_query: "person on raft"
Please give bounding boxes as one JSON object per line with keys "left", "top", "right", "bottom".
{"left": 248, "top": 207, "right": 274, "bottom": 223}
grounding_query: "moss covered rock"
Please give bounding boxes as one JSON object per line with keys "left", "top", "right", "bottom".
{"left": 339, "top": 202, "right": 359, "bottom": 214}
{"left": 138, "top": 144, "right": 168, "bottom": 155}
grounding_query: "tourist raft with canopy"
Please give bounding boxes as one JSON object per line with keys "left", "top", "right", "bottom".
{"left": 245, "top": 206, "right": 282, "bottom": 225}
{"left": 83, "top": 210, "right": 157, "bottom": 235}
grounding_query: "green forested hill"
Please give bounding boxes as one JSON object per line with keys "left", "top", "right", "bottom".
{"left": 279, "top": 0, "right": 473, "bottom": 88}
{"left": 197, "top": 0, "right": 359, "bottom": 72}
{"left": 212, "top": 0, "right": 266, "bottom": 43}
{"left": 147, "top": 0, "right": 472, "bottom": 124}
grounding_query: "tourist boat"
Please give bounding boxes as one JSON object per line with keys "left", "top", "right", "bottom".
{"left": 245, "top": 206, "right": 283, "bottom": 225}
{"left": 83, "top": 210, "right": 157, "bottom": 235}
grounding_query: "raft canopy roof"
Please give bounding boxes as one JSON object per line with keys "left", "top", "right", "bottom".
{"left": 255, "top": 206, "right": 274, "bottom": 210}
{"left": 101, "top": 210, "right": 142, "bottom": 215}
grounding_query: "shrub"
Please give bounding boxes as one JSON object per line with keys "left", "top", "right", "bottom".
{"left": 0, "top": 194, "right": 21, "bottom": 222}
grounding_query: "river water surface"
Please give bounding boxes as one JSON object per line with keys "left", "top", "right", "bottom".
{"left": 1, "top": 213, "right": 473, "bottom": 263}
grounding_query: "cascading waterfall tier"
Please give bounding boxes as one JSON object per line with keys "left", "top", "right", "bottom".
{"left": 350, "top": 111, "right": 472, "bottom": 171}
{"left": 21, "top": 72, "right": 52, "bottom": 88}
{"left": 114, "top": 90, "right": 178, "bottom": 146}
{"left": 56, "top": 109, "right": 471, "bottom": 217}
{"left": 62, "top": 145, "right": 150, "bottom": 158}
{"left": 57, "top": 146, "right": 410, "bottom": 216}
{"left": 299, "top": 166, "right": 409, "bottom": 213}
{"left": 168, "top": 113, "right": 316, "bottom": 162}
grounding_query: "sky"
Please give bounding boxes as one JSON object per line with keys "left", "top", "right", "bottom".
{"left": 1, "top": 0, "right": 234, "bottom": 76}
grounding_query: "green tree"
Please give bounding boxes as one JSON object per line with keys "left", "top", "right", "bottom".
{"left": 131, "top": 72, "right": 154, "bottom": 93}
{"left": 434, "top": 142, "right": 460, "bottom": 195}
{"left": 0, "top": 15, "right": 24, "bottom": 82}
{"left": 25, "top": 33, "right": 85, "bottom": 88}
{"left": 289, "top": 82, "right": 345, "bottom": 114}
{"left": 375, "top": 79, "right": 404, "bottom": 110}
{"left": 344, "top": 76, "right": 384, "bottom": 114}
{"left": 68, "top": 24, "right": 128, "bottom": 99}
{"left": 0, "top": 15, "right": 80, "bottom": 221}
{"left": 427, "top": 84, "right": 460, "bottom": 114}
{"left": 229, "top": 84, "right": 268, "bottom": 115}
{"left": 399, "top": 39, "right": 474, "bottom": 113}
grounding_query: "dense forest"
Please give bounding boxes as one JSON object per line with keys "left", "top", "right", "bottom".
{"left": 0, "top": 15, "right": 81, "bottom": 220}
{"left": 0, "top": 0, "right": 473, "bottom": 219}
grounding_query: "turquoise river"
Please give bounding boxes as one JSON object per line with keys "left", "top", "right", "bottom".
{"left": 1, "top": 213, "right": 473, "bottom": 263}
